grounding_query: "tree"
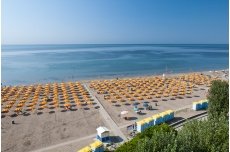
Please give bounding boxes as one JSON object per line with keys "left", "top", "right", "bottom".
{"left": 207, "top": 80, "right": 229, "bottom": 118}
{"left": 115, "top": 124, "right": 176, "bottom": 152}
{"left": 177, "top": 113, "right": 228, "bottom": 152}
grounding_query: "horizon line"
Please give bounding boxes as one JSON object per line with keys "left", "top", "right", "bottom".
{"left": 2, "top": 43, "right": 229, "bottom": 46}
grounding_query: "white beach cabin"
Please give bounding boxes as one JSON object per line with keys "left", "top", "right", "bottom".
{"left": 96, "top": 126, "right": 110, "bottom": 142}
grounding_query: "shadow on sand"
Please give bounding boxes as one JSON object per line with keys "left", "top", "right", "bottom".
{"left": 186, "top": 96, "right": 192, "bottom": 98}
{"left": 37, "top": 112, "right": 43, "bottom": 115}
{"left": 167, "top": 116, "right": 184, "bottom": 125}
{"left": 23, "top": 113, "right": 31, "bottom": 116}
{"left": 148, "top": 108, "right": 158, "bottom": 111}
{"left": 114, "top": 104, "right": 121, "bottom": 107}
{"left": 110, "top": 136, "right": 124, "bottom": 143}
{"left": 49, "top": 111, "right": 55, "bottom": 114}
{"left": 127, "top": 117, "right": 138, "bottom": 121}
{"left": 11, "top": 114, "right": 18, "bottom": 117}
{"left": 138, "top": 112, "right": 146, "bottom": 115}
{"left": 70, "top": 108, "right": 77, "bottom": 111}
{"left": 95, "top": 106, "right": 100, "bottom": 109}
{"left": 84, "top": 107, "right": 90, "bottom": 110}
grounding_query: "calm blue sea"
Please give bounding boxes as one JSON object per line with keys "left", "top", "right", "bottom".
{"left": 1, "top": 44, "right": 229, "bottom": 85}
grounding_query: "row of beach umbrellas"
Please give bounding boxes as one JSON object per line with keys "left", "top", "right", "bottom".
{"left": 90, "top": 73, "right": 213, "bottom": 102}
{"left": 1, "top": 82, "right": 94, "bottom": 114}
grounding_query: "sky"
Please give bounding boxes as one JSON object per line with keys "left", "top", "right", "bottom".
{"left": 1, "top": 0, "right": 229, "bottom": 44}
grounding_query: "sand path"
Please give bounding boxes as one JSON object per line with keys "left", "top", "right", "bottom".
{"left": 30, "top": 133, "right": 96, "bottom": 152}
{"left": 83, "top": 84, "right": 127, "bottom": 142}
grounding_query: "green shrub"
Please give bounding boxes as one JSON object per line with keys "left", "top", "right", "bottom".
{"left": 207, "top": 80, "right": 229, "bottom": 118}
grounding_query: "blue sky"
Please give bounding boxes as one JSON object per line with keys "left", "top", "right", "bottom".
{"left": 2, "top": 0, "right": 229, "bottom": 44}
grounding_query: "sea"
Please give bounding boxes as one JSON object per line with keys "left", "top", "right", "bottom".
{"left": 1, "top": 44, "right": 229, "bottom": 86}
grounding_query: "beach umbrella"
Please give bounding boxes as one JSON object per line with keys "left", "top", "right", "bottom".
{"left": 146, "top": 96, "right": 152, "bottom": 99}
{"left": 137, "top": 97, "right": 144, "bottom": 100}
{"left": 2, "top": 109, "right": 9, "bottom": 113}
{"left": 9, "top": 101, "right": 15, "bottom": 104}
{"left": 27, "top": 103, "right": 34, "bottom": 107}
{"left": 120, "top": 99, "right": 126, "bottom": 102}
{"left": 17, "top": 104, "right": 23, "bottom": 108}
{"left": 186, "top": 91, "right": 191, "bottom": 94}
{"left": 125, "top": 95, "right": 130, "bottom": 98}
{"left": 172, "top": 93, "right": 177, "bottom": 96}
{"left": 163, "top": 94, "right": 169, "bottom": 97}
{"left": 179, "top": 92, "right": 185, "bottom": 95}
{"left": 134, "top": 106, "right": 139, "bottom": 112}
{"left": 133, "top": 101, "right": 139, "bottom": 106}
{"left": 143, "top": 102, "right": 148, "bottom": 107}
{"left": 14, "top": 108, "right": 22, "bottom": 112}
{"left": 142, "top": 94, "right": 147, "bottom": 96}
{"left": 156, "top": 94, "right": 161, "bottom": 98}
{"left": 158, "top": 91, "right": 163, "bottom": 94}
{"left": 129, "top": 98, "right": 135, "bottom": 101}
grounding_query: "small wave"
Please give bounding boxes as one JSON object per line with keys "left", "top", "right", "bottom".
{"left": 2, "top": 46, "right": 168, "bottom": 56}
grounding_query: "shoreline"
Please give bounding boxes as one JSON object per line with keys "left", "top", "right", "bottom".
{"left": 81, "top": 68, "right": 229, "bottom": 83}
{"left": 2, "top": 68, "right": 229, "bottom": 86}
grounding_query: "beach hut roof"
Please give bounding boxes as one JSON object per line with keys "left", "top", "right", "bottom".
{"left": 96, "top": 126, "right": 110, "bottom": 134}
{"left": 144, "top": 117, "right": 152, "bottom": 122}
{"left": 165, "top": 110, "right": 174, "bottom": 114}
{"left": 90, "top": 140, "right": 103, "bottom": 149}
{"left": 197, "top": 100, "right": 204, "bottom": 104}
{"left": 152, "top": 115, "right": 158, "bottom": 119}
{"left": 154, "top": 114, "right": 161, "bottom": 118}
{"left": 200, "top": 99, "right": 208, "bottom": 103}
{"left": 136, "top": 120, "right": 146, "bottom": 125}
{"left": 193, "top": 101, "right": 198, "bottom": 104}
{"left": 78, "top": 146, "right": 92, "bottom": 152}
{"left": 160, "top": 112, "right": 167, "bottom": 116}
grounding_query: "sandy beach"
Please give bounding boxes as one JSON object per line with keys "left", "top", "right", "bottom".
{"left": 1, "top": 69, "right": 228, "bottom": 152}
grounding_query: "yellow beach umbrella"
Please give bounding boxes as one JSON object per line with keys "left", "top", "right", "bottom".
{"left": 156, "top": 94, "right": 161, "bottom": 98}
{"left": 146, "top": 96, "right": 152, "bottom": 99}
{"left": 14, "top": 108, "right": 22, "bottom": 112}
{"left": 2, "top": 109, "right": 9, "bottom": 113}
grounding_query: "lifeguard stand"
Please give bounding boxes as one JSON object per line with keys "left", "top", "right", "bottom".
{"left": 96, "top": 126, "right": 110, "bottom": 142}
